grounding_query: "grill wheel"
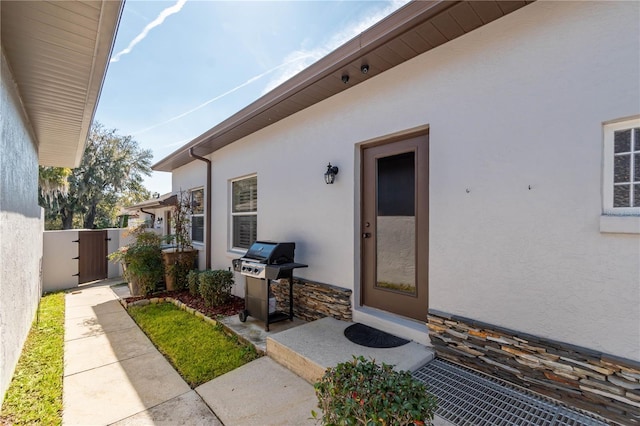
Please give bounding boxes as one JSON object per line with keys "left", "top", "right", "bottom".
{"left": 239, "top": 310, "right": 248, "bottom": 322}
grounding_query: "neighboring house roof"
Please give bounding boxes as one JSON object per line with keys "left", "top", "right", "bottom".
{"left": 1, "top": 1, "right": 124, "bottom": 168}
{"left": 124, "top": 193, "right": 177, "bottom": 212}
{"left": 153, "top": 0, "right": 533, "bottom": 172}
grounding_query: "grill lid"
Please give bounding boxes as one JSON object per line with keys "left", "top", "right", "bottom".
{"left": 243, "top": 241, "right": 295, "bottom": 264}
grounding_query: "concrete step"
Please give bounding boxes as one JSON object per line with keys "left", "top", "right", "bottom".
{"left": 266, "top": 316, "right": 436, "bottom": 384}
{"left": 196, "top": 357, "right": 317, "bottom": 426}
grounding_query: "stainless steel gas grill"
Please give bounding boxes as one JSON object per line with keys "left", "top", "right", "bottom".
{"left": 232, "top": 241, "right": 307, "bottom": 331}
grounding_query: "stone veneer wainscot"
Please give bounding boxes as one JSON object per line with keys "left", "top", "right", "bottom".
{"left": 270, "top": 278, "right": 352, "bottom": 322}
{"left": 428, "top": 310, "right": 640, "bottom": 425}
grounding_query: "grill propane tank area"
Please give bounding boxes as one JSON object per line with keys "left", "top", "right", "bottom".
{"left": 233, "top": 241, "right": 307, "bottom": 331}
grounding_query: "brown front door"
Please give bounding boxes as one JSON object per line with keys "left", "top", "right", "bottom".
{"left": 361, "top": 134, "right": 428, "bottom": 321}
{"left": 78, "top": 230, "right": 108, "bottom": 284}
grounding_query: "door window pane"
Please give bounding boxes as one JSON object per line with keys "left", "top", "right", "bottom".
{"left": 376, "top": 152, "right": 416, "bottom": 295}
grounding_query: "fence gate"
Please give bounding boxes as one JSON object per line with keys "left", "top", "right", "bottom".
{"left": 76, "top": 230, "right": 108, "bottom": 284}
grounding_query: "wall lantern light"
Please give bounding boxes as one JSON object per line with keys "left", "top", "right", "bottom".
{"left": 324, "top": 163, "right": 339, "bottom": 184}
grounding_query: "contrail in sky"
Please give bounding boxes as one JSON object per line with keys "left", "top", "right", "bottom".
{"left": 135, "top": 0, "right": 408, "bottom": 138}
{"left": 133, "top": 53, "right": 314, "bottom": 136}
{"left": 111, "top": 0, "right": 187, "bottom": 63}
{"left": 262, "top": 0, "right": 409, "bottom": 94}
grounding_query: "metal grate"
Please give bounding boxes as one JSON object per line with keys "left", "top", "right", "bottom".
{"left": 413, "top": 358, "right": 608, "bottom": 426}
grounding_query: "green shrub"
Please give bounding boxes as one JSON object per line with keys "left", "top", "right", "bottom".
{"left": 187, "top": 269, "right": 201, "bottom": 296}
{"left": 313, "top": 356, "right": 437, "bottom": 426}
{"left": 199, "top": 270, "right": 234, "bottom": 307}
{"left": 108, "top": 225, "right": 163, "bottom": 296}
{"left": 125, "top": 244, "right": 164, "bottom": 295}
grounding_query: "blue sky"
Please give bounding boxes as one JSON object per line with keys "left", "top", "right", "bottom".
{"left": 95, "top": 0, "right": 408, "bottom": 195}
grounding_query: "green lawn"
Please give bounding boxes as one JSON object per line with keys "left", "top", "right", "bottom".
{"left": 128, "top": 303, "right": 260, "bottom": 387}
{"left": 1, "top": 292, "right": 65, "bottom": 426}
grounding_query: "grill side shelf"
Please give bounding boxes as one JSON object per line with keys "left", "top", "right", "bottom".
{"left": 265, "top": 262, "right": 308, "bottom": 280}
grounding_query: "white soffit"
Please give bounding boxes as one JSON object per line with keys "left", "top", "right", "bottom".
{"left": 1, "top": 0, "right": 123, "bottom": 167}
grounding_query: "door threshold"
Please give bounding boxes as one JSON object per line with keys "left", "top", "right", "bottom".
{"left": 353, "top": 306, "right": 431, "bottom": 346}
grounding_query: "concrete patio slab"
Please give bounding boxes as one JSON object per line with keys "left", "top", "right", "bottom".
{"left": 221, "top": 313, "right": 307, "bottom": 352}
{"left": 196, "top": 357, "right": 318, "bottom": 426}
{"left": 63, "top": 351, "right": 190, "bottom": 425}
{"left": 64, "top": 309, "right": 138, "bottom": 341}
{"left": 267, "top": 316, "right": 435, "bottom": 383}
{"left": 110, "top": 391, "right": 222, "bottom": 426}
{"left": 64, "top": 326, "right": 156, "bottom": 376}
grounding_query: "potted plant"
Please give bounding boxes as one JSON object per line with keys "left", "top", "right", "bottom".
{"left": 162, "top": 190, "right": 198, "bottom": 291}
{"left": 108, "top": 225, "right": 164, "bottom": 296}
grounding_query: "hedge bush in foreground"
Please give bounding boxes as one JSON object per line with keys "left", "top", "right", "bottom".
{"left": 313, "top": 356, "right": 437, "bottom": 426}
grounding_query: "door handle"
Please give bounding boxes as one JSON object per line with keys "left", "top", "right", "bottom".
{"left": 362, "top": 232, "right": 371, "bottom": 239}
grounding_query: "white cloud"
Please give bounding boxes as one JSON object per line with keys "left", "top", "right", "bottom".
{"left": 162, "top": 138, "right": 191, "bottom": 148}
{"left": 261, "top": 0, "right": 410, "bottom": 94}
{"left": 111, "top": 0, "right": 188, "bottom": 63}
{"left": 132, "top": 53, "right": 315, "bottom": 136}
{"left": 131, "top": 0, "right": 409, "bottom": 136}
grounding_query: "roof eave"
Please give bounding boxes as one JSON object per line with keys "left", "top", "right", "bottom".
{"left": 152, "top": 0, "right": 456, "bottom": 172}
{"left": 70, "top": 1, "right": 126, "bottom": 168}
{"left": 153, "top": 0, "right": 533, "bottom": 172}
{"left": 1, "top": 0, "right": 125, "bottom": 168}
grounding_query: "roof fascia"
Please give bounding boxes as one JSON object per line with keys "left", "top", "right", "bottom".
{"left": 152, "top": 1, "right": 454, "bottom": 172}
{"left": 72, "top": 0, "right": 125, "bottom": 167}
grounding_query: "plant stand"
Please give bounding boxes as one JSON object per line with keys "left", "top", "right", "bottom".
{"left": 162, "top": 248, "right": 198, "bottom": 291}
{"left": 128, "top": 277, "right": 143, "bottom": 296}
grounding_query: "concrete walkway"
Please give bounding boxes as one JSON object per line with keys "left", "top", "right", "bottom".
{"left": 63, "top": 282, "right": 451, "bottom": 425}
{"left": 62, "top": 283, "right": 317, "bottom": 425}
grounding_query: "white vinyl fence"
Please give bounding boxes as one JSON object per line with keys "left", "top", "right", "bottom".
{"left": 42, "top": 228, "right": 128, "bottom": 292}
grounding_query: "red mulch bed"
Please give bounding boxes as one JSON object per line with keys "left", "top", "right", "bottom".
{"left": 125, "top": 290, "right": 245, "bottom": 318}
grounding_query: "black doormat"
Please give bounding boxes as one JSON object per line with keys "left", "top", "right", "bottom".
{"left": 344, "top": 323, "right": 409, "bottom": 348}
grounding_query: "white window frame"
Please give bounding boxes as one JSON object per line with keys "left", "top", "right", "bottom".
{"left": 190, "top": 187, "right": 205, "bottom": 244}
{"left": 603, "top": 117, "right": 640, "bottom": 216}
{"left": 229, "top": 174, "right": 257, "bottom": 251}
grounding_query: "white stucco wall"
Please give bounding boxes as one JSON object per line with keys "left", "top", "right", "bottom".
{"left": 172, "top": 163, "right": 208, "bottom": 270}
{"left": 172, "top": 2, "right": 640, "bottom": 360}
{"left": 0, "top": 51, "right": 44, "bottom": 402}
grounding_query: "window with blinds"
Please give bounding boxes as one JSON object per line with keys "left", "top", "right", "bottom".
{"left": 231, "top": 175, "right": 257, "bottom": 249}
{"left": 191, "top": 188, "right": 204, "bottom": 243}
